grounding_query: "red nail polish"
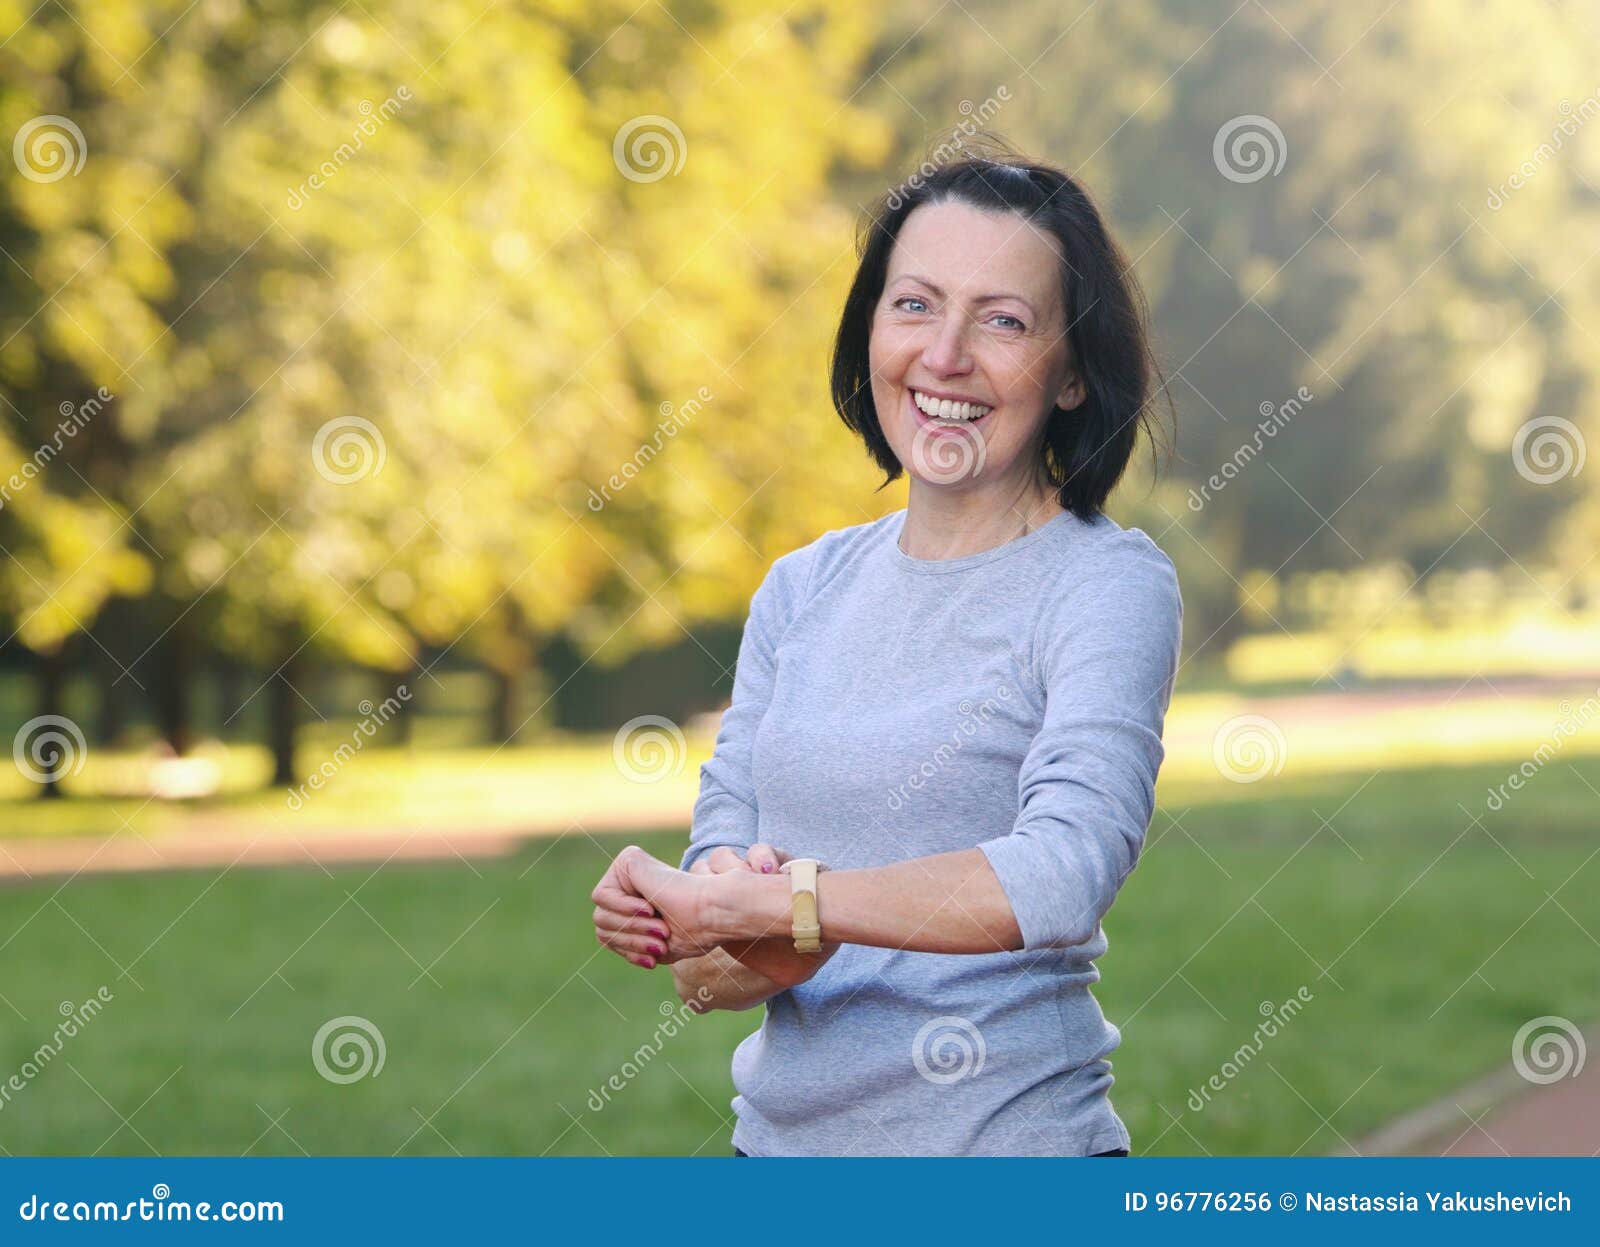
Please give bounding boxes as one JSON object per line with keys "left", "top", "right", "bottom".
{"left": 650, "top": 943, "right": 665, "bottom": 956}
{"left": 761, "top": 862, "right": 773, "bottom": 873}
{"left": 642, "top": 956, "right": 655, "bottom": 969}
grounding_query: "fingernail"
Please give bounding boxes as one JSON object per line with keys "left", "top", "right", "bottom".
{"left": 650, "top": 943, "right": 665, "bottom": 957}
{"left": 642, "top": 956, "right": 656, "bottom": 969}
{"left": 761, "top": 862, "right": 773, "bottom": 873}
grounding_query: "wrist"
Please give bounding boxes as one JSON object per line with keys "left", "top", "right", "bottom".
{"left": 710, "top": 871, "right": 791, "bottom": 942}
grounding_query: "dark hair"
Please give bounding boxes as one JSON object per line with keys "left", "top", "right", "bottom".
{"left": 829, "top": 141, "right": 1173, "bottom": 521}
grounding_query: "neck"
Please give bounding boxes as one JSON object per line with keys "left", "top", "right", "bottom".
{"left": 898, "top": 478, "right": 1064, "bottom": 561}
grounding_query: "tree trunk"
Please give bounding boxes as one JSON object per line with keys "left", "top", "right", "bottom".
{"left": 484, "top": 601, "right": 532, "bottom": 746}
{"left": 97, "top": 652, "right": 129, "bottom": 746}
{"left": 490, "top": 664, "right": 521, "bottom": 745}
{"left": 214, "top": 659, "right": 244, "bottom": 740}
{"left": 156, "top": 616, "right": 194, "bottom": 756}
{"left": 391, "top": 655, "right": 422, "bottom": 744}
{"left": 269, "top": 651, "right": 301, "bottom": 787}
{"left": 33, "top": 645, "right": 69, "bottom": 799}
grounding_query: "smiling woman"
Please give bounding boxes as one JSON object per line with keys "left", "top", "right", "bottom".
{"left": 834, "top": 149, "right": 1172, "bottom": 557}
{"left": 591, "top": 145, "right": 1182, "bottom": 1157}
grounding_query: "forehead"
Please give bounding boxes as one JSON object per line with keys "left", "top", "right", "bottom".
{"left": 886, "top": 200, "right": 1063, "bottom": 307}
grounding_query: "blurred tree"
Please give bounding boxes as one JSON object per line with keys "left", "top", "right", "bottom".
{"left": 863, "top": 0, "right": 1600, "bottom": 660}
{"left": 1, "top": 0, "right": 895, "bottom": 788}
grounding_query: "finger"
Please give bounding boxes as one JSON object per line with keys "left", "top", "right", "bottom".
{"left": 612, "top": 846, "right": 675, "bottom": 901}
{"left": 596, "top": 936, "right": 656, "bottom": 970}
{"left": 688, "top": 859, "right": 713, "bottom": 876}
{"left": 591, "top": 845, "right": 653, "bottom": 906}
{"left": 745, "top": 843, "right": 788, "bottom": 874}
{"left": 596, "top": 927, "right": 669, "bottom": 960}
{"left": 593, "top": 906, "right": 671, "bottom": 943}
{"left": 592, "top": 884, "right": 657, "bottom": 922}
{"left": 707, "top": 846, "right": 755, "bottom": 875}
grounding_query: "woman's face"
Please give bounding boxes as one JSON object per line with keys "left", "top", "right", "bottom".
{"left": 868, "top": 198, "right": 1085, "bottom": 493}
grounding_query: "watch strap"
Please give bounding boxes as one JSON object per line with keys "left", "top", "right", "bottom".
{"left": 785, "top": 858, "right": 822, "bottom": 953}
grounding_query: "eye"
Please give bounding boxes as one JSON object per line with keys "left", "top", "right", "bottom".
{"left": 893, "top": 295, "right": 929, "bottom": 313}
{"left": 990, "top": 313, "right": 1026, "bottom": 331}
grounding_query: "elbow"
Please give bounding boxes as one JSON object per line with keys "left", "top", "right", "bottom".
{"left": 983, "top": 821, "right": 1141, "bottom": 951}
{"left": 1031, "top": 868, "right": 1133, "bottom": 950}
{"left": 671, "top": 963, "right": 717, "bottom": 1014}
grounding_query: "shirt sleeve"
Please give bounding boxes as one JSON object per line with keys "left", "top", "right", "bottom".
{"left": 976, "top": 536, "right": 1183, "bottom": 951}
{"left": 679, "top": 543, "right": 815, "bottom": 874}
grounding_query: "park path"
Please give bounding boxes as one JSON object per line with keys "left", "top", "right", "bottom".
{"left": 0, "top": 800, "right": 689, "bottom": 887}
{"left": 1345, "top": 1020, "right": 1599, "bottom": 1157}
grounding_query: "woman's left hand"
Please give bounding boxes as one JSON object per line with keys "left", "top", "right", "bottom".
{"left": 593, "top": 845, "right": 763, "bottom": 965}
{"left": 593, "top": 846, "right": 773, "bottom": 969}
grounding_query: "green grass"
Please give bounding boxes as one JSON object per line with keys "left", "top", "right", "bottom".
{"left": 0, "top": 757, "right": 1595, "bottom": 1156}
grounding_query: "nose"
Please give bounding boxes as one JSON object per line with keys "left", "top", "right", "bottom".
{"left": 920, "top": 308, "right": 973, "bottom": 376}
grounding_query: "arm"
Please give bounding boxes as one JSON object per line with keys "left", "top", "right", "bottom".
{"left": 619, "top": 538, "right": 1183, "bottom": 956}
{"left": 671, "top": 846, "right": 840, "bottom": 1011}
{"left": 671, "top": 947, "right": 789, "bottom": 1013}
{"left": 671, "top": 933, "right": 841, "bottom": 1011}
{"left": 679, "top": 547, "right": 813, "bottom": 874}
{"left": 613, "top": 844, "right": 1019, "bottom": 955}
{"left": 593, "top": 551, "right": 812, "bottom": 974}
{"left": 704, "top": 850, "right": 1023, "bottom": 954}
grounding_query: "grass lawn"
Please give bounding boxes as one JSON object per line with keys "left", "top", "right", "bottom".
{"left": 0, "top": 755, "right": 1594, "bottom": 1156}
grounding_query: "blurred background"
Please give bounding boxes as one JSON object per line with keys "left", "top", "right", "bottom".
{"left": 1, "top": 0, "right": 1596, "bottom": 1156}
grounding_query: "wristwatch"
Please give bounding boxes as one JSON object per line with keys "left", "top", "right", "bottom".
{"left": 780, "top": 858, "right": 823, "bottom": 953}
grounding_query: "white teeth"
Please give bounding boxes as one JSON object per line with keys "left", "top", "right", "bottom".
{"left": 912, "top": 389, "right": 991, "bottom": 421}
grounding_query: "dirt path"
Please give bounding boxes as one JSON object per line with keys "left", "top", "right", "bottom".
{"left": 0, "top": 802, "right": 690, "bottom": 887}
{"left": 1344, "top": 1021, "right": 1599, "bottom": 1156}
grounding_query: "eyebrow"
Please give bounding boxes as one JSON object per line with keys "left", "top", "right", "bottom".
{"left": 892, "top": 274, "right": 1037, "bottom": 316}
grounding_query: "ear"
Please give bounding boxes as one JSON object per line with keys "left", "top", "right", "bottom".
{"left": 1055, "top": 365, "right": 1087, "bottom": 413}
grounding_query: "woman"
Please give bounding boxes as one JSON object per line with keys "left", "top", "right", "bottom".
{"left": 591, "top": 151, "right": 1180, "bottom": 1157}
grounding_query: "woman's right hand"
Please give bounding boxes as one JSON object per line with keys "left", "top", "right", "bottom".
{"left": 692, "top": 845, "right": 841, "bottom": 990}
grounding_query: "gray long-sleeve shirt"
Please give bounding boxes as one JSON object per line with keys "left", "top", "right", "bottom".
{"left": 679, "top": 505, "right": 1183, "bottom": 1156}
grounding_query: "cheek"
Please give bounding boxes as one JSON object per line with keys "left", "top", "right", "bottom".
{"left": 987, "top": 344, "right": 1052, "bottom": 399}
{"left": 868, "top": 321, "right": 915, "bottom": 370}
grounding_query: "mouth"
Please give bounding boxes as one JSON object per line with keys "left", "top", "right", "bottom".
{"left": 906, "top": 387, "right": 995, "bottom": 433}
